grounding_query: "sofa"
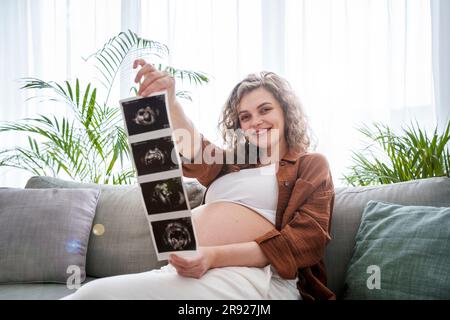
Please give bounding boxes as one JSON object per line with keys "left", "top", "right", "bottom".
{"left": 0, "top": 176, "right": 449, "bottom": 300}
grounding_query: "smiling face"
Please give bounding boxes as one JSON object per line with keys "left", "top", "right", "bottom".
{"left": 237, "top": 87, "right": 287, "bottom": 153}
{"left": 220, "top": 72, "right": 311, "bottom": 160}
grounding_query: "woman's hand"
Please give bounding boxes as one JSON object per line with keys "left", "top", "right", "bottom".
{"left": 169, "top": 247, "right": 216, "bottom": 279}
{"left": 133, "top": 59, "right": 177, "bottom": 108}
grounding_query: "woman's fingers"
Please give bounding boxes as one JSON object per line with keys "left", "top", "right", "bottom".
{"left": 173, "top": 264, "right": 203, "bottom": 279}
{"left": 133, "top": 59, "right": 176, "bottom": 104}
{"left": 170, "top": 253, "right": 208, "bottom": 279}
{"left": 176, "top": 269, "right": 200, "bottom": 279}
{"left": 138, "top": 71, "right": 167, "bottom": 95}
{"left": 134, "top": 63, "right": 155, "bottom": 84}
{"left": 170, "top": 254, "right": 192, "bottom": 267}
{"left": 171, "top": 261, "right": 193, "bottom": 275}
{"left": 133, "top": 59, "right": 153, "bottom": 70}
{"left": 141, "top": 76, "right": 174, "bottom": 97}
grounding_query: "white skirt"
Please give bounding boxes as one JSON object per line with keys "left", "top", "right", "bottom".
{"left": 61, "top": 264, "right": 301, "bottom": 300}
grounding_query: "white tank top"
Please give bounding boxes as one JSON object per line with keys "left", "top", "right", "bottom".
{"left": 204, "top": 163, "right": 278, "bottom": 224}
{"left": 205, "top": 163, "right": 300, "bottom": 288}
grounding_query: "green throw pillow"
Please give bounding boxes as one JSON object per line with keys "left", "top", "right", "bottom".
{"left": 344, "top": 200, "right": 450, "bottom": 300}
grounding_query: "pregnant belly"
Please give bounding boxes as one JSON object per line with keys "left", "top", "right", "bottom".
{"left": 191, "top": 201, "right": 274, "bottom": 247}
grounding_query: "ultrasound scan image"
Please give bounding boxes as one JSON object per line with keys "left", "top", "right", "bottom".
{"left": 151, "top": 217, "right": 196, "bottom": 252}
{"left": 131, "top": 137, "right": 179, "bottom": 175}
{"left": 141, "top": 177, "right": 188, "bottom": 214}
{"left": 122, "top": 94, "right": 170, "bottom": 136}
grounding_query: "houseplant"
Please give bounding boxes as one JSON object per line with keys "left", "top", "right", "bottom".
{"left": 0, "top": 30, "right": 209, "bottom": 185}
{"left": 343, "top": 121, "right": 450, "bottom": 186}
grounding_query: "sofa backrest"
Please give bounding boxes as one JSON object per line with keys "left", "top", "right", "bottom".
{"left": 326, "top": 177, "right": 450, "bottom": 298}
{"left": 25, "top": 176, "right": 450, "bottom": 299}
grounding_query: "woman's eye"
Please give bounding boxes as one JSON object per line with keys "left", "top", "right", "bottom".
{"left": 240, "top": 115, "right": 250, "bottom": 121}
{"left": 261, "top": 108, "right": 271, "bottom": 114}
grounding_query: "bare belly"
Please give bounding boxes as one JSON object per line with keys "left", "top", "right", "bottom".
{"left": 192, "top": 201, "right": 274, "bottom": 247}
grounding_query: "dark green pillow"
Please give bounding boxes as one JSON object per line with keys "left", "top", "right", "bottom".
{"left": 344, "top": 200, "right": 450, "bottom": 299}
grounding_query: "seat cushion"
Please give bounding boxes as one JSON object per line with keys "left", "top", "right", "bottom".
{"left": 0, "top": 277, "right": 97, "bottom": 300}
{"left": 326, "top": 177, "right": 450, "bottom": 298}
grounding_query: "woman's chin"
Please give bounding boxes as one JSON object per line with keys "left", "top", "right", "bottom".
{"left": 248, "top": 138, "right": 277, "bottom": 150}
{"left": 248, "top": 140, "right": 270, "bottom": 150}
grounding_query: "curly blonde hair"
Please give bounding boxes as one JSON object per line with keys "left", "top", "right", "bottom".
{"left": 218, "top": 72, "right": 311, "bottom": 158}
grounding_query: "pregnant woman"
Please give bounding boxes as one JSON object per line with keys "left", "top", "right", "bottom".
{"left": 62, "top": 60, "right": 335, "bottom": 301}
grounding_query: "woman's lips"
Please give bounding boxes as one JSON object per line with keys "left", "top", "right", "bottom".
{"left": 252, "top": 128, "right": 272, "bottom": 136}
{"left": 258, "top": 129, "right": 272, "bottom": 137}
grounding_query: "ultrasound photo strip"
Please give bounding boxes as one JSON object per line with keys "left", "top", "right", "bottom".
{"left": 119, "top": 91, "right": 198, "bottom": 261}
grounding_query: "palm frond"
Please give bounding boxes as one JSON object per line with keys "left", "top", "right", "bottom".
{"left": 160, "top": 65, "right": 210, "bottom": 86}
{"left": 110, "top": 169, "right": 136, "bottom": 185}
{"left": 85, "top": 30, "right": 169, "bottom": 104}
{"left": 176, "top": 90, "right": 193, "bottom": 102}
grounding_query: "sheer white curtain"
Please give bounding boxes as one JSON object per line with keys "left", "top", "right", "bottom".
{"left": 0, "top": 0, "right": 438, "bottom": 187}
{"left": 283, "top": 0, "right": 435, "bottom": 185}
{"left": 139, "top": 0, "right": 436, "bottom": 186}
{"left": 0, "top": 0, "right": 122, "bottom": 187}
{"left": 1, "top": 0, "right": 43, "bottom": 187}
{"left": 431, "top": 0, "right": 450, "bottom": 131}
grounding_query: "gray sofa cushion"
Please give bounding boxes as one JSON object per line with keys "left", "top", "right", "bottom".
{"left": 25, "top": 176, "right": 205, "bottom": 278}
{"left": 326, "top": 177, "right": 450, "bottom": 298}
{"left": 0, "top": 188, "right": 100, "bottom": 284}
{"left": 0, "top": 277, "right": 97, "bottom": 300}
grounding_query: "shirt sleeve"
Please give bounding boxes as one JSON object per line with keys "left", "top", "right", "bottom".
{"left": 180, "top": 134, "right": 225, "bottom": 187}
{"left": 254, "top": 153, "right": 335, "bottom": 279}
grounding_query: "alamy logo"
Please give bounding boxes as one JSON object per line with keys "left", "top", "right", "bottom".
{"left": 66, "top": 265, "right": 81, "bottom": 290}
{"left": 366, "top": 265, "right": 381, "bottom": 290}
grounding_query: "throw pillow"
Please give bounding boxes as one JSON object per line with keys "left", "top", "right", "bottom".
{"left": 343, "top": 200, "right": 450, "bottom": 299}
{"left": 0, "top": 188, "right": 100, "bottom": 284}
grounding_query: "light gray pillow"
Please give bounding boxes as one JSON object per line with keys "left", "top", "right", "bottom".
{"left": 0, "top": 188, "right": 100, "bottom": 284}
{"left": 25, "top": 176, "right": 206, "bottom": 278}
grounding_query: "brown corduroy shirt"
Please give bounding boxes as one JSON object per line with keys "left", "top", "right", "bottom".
{"left": 181, "top": 135, "right": 336, "bottom": 301}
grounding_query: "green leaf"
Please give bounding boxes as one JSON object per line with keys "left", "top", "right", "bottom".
{"left": 85, "top": 30, "right": 170, "bottom": 106}
{"left": 76, "top": 79, "right": 80, "bottom": 107}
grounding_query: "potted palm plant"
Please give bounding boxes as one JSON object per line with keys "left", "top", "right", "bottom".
{"left": 0, "top": 30, "right": 209, "bottom": 185}
{"left": 343, "top": 121, "right": 450, "bottom": 186}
